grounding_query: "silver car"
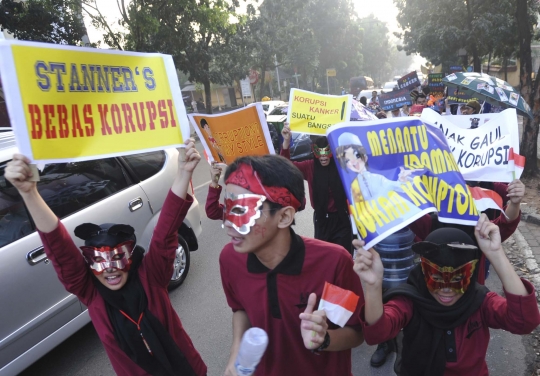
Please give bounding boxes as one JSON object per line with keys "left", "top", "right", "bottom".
{"left": 0, "top": 131, "right": 202, "bottom": 375}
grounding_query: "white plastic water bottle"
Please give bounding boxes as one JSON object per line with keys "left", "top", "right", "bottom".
{"left": 234, "top": 327, "right": 269, "bottom": 376}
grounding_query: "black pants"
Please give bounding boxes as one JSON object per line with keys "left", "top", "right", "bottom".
{"left": 313, "top": 211, "right": 353, "bottom": 255}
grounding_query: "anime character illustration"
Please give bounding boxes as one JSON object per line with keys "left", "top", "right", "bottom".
{"left": 335, "top": 132, "right": 422, "bottom": 231}
{"left": 200, "top": 118, "right": 225, "bottom": 163}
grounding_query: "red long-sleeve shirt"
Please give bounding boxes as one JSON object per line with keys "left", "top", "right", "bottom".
{"left": 38, "top": 191, "right": 207, "bottom": 376}
{"left": 361, "top": 279, "right": 540, "bottom": 376}
{"left": 408, "top": 207, "right": 520, "bottom": 245}
{"left": 280, "top": 147, "right": 336, "bottom": 211}
{"left": 205, "top": 184, "right": 224, "bottom": 220}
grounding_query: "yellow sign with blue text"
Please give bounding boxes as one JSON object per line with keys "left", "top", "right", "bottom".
{"left": 287, "top": 88, "right": 352, "bottom": 136}
{"left": 0, "top": 40, "right": 189, "bottom": 163}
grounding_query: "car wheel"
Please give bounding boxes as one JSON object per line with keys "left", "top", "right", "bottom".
{"left": 169, "top": 234, "right": 190, "bottom": 290}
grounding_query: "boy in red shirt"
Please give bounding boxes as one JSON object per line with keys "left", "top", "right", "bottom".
{"left": 220, "top": 155, "right": 364, "bottom": 376}
{"left": 4, "top": 140, "right": 207, "bottom": 376}
{"left": 354, "top": 214, "right": 540, "bottom": 376}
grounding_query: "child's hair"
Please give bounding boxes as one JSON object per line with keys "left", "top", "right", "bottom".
{"left": 335, "top": 144, "right": 368, "bottom": 170}
{"left": 224, "top": 155, "right": 305, "bottom": 212}
{"left": 200, "top": 119, "right": 208, "bottom": 128}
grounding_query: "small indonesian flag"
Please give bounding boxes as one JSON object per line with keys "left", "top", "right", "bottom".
{"left": 317, "top": 282, "right": 359, "bottom": 327}
{"left": 468, "top": 186, "right": 504, "bottom": 214}
{"left": 508, "top": 147, "right": 525, "bottom": 179}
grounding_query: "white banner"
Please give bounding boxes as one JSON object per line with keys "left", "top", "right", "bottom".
{"left": 421, "top": 109, "right": 520, "bottom": 182}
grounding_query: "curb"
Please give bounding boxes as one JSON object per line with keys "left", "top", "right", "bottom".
{"left": 522, "top": 213, "right": 540, "bottom": 226}
{"left": 512, "top": 229, "right": 540, "bottom": 295}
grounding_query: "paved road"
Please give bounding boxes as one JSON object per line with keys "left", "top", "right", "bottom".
{"left": 20, "top": 141, "right": 529, "bottom": 375}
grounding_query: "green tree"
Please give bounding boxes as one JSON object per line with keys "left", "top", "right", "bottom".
{"left": 243, "top": 0, "right": 318, "bottom": 99}
{"left": 358, "top": 15, "right": 393, "bottom": 85}
{"left": 81, "top": 0, "right": 245, "bottom": 114}
{"left": 517, "top": 0, "right": 540, "bottom": 177}
{"left": 0, "top": 0, "right": 86, "bottom": 45}
{"left": 394, "top": 0, "right": 514, "bottom": 72}
{"left": 246, "top": 0, "right": 363, "bottom": 98}
{"left": 308, "top": 0, "right": 363, "bottom": 93}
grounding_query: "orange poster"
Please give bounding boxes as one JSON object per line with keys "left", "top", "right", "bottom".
{"left": 188, "top": 103, "right": 275, "bottom": 164}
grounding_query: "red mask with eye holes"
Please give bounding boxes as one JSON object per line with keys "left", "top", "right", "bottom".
{"left": 223, "top": 194, "right": 266, "bottom": 235}
{"left": 313, "top": 145, "right": 332, "bottom": 158}
{"left": 421, "top": 258, "right": 478, "bottom": 294}
{"left": 80, "top": 240, "right": 135, "bottom": 275}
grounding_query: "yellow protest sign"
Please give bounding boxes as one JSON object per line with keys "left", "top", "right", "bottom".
{"left": 326, "top": 68, "right": 336, "bottom": 77}
{"left": 0, "top": 40, "right": 189, "bottom": 163}
{"left": 287, "top": 88, "right": 352, "bottom": 135}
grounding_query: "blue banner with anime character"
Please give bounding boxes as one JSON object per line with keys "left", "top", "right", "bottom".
{"left": 326, "top": 118, "right": 480, "bottom": 249}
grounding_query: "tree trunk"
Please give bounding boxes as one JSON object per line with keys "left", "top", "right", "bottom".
{"left": 504, "top": 57, "right": 508, "bottom": 82}
{"left": 203, "top": 79, "right": 212, "bottom": 114}
{"left": 258, "top": 63, "right": 268, "bottom": 100}
{"left": 486, "top": 52, "right": 491, "bottom": 74}
{"left": 466, "top": 0, "right": 481, "bottom": 72}
{"left": 472, "top": 48, "right": 481, "bottom": 73}
{"left": 517, "top": 0, "right": 538, "bottom": 177}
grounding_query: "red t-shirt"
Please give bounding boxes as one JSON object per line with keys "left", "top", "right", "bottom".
{"left": 361, "top": 279, "right": 540, "bottom": 376}
{"left": 220, "top": 232, "right": 364, "bottom": 376}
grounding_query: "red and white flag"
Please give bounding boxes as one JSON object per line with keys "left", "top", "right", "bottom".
{"left": 508, "top": 147, "right": 525, "bottom": 179}
{"left": 468, "top": 186, "right": 504, "bottom": 214}
{"left": 318, "top": 282, "right": 359, "bottom": 327}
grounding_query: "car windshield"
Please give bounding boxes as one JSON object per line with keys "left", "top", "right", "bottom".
{"left": 269, "top": 106, "right": 288, "bottom": 115}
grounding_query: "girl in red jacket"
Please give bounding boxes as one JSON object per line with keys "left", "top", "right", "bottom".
{"left": 4, "top": 140, "right": 207, "bottom": 376}
{"left": 354, "top": 214, "right": 540, "bottom": 376}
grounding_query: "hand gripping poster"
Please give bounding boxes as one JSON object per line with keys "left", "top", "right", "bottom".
{"left": 327, "top": 118, "right": 480, "bottom": 249}
{"left": 0, "top": 40, "right": 189, "bottom": 163}
{"left": 188, "top": 103, "right": 275, "bottom": 164}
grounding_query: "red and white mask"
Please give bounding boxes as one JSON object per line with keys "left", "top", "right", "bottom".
{"left": 421, "top": 258, "right": 478, "bottom": 294}
{"left": 80, "top": 241, "right": 135, "bottom": 275}
{"left": 223, "top": 193, "right": 266, "bottom": 235}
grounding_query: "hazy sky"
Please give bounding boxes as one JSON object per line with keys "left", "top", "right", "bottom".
{"left": 354, "top": 0, "right": 401, "bottom": 33}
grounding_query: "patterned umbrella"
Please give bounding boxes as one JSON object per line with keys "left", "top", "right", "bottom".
{"left": 442, "top": 72, "right": 532, "bottom": 119}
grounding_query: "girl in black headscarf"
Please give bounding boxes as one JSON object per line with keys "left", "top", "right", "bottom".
{"left": 353, "top": 214, "right": 540, "bottom": 376}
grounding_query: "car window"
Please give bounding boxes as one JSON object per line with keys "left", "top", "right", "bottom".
{"left": 38, "top": 158, "right": 130, "bottom": 219}
{"left": 269, "top": 106, "right": 289, "bottom": 116}
{"left": 123, "top": 151, "right": 166, "bottom": 181}
{"left": 0, "top": 165, "right": 33, "bottom": 247}
{"left": 262, "top": 104, "right": 269, "bottom": 111}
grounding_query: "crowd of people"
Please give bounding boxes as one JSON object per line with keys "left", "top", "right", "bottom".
{"left": 5, "top": 80, "right": 540, "bottom": 376}
{"left": 360, "top": 84, "right": 489, "bottom": 121}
